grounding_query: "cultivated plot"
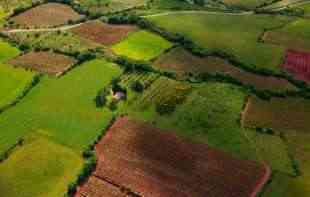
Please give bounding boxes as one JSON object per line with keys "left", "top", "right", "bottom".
{"left": 9, "top": 3, "right": 84, "bottom": 28}
{"left": 70, "top": 20, "right": 138, "bottom": 46}
{"left": 8, "top": 51, "right": 77, "bottom": 76}
{"left": 242, "top": 96, "right": 310, "bottom": 133}
{"left": 80, "top": 117, "right": 270, "bottom": 197}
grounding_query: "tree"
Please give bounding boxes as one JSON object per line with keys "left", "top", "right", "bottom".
{"left": 131, "top": 81, "right": 144, "bottom": 93}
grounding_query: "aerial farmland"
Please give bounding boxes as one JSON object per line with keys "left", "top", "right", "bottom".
{"left": 0, "top": 0, "right": 310, "bottom": 197}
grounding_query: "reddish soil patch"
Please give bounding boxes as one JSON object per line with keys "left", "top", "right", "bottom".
{"left": 7, "top": 51, "right": 77, "bottom": 76}
{"left": 70, "top": 20, "right": 138, "bottom": 46}
{"left": 10, "top": 3, "right": 83, "bottom": 28}
{"left": 282, "top": 50, "right": 310, "bottom": 84}
{"left": 75, "top": 176, "right": 127, "bottom": 197}
{"left": 83, "top": 117, "right": 270, "bottom": 197}
{"left": 242, "top": 96, "right": 310, "bottom": 133}
{"left": 154, "top": 47, "right": 296, "bottom": 92}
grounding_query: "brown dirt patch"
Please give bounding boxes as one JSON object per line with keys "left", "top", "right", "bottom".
{"left": 70, "top": 20, "right": 138, "bottom": 46}
{"left": 154, "top": 47, "right": 296, "bottom": 92}
{"left": 10, "top": 3, "right": 83, "bottom": 28}
{"left": 90, "top": 117, "right": 269, "bottom": 197}
{"left": 242, "top": 96, "right": 310, "bottom": 133}
{"left": 7, "top": 51, "right": 77, "bottom": 76}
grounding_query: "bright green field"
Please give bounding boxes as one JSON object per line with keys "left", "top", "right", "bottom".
{"left": 0, "top": 59, "right": 122, "bottom": 156}
{"left": 0, "top": 135, "right": 83, "bottom": 197}
{"left": 0, "top": 39, "right": 20, "bottom": 62}
{"left": 0, "top": 64, "right": 35, "bottom": 110}
{"left": 112, "top": 30, "right": 173, "bottom": 61}
{"left": 118, "top": 78, "right": 294, "bottom": 174}
{"left": 147, "top": 13, "right": 292, "bottom": 73}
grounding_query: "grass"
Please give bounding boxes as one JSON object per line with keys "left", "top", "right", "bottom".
{"left": 222, "top": 0, "right": 274, "bottom": 9}
{"left": 0, "top": 58, "right": 122, "bottom": 156}
{"left": 0, "top": 64, "right": 35, "bottom": 110}
{"left": 148, "top": 13, "right": 293, "bottom": 73}
{"left": 0, "top": 39, "right": 20, "bottom": 62}
{"left": 8, "top": 31, "right": 100, "bottom": 55}
{"left": 0, "top": 134, "right": 83, "bottom": 197}
{"left": 112, "top": 30, "right": 173, "bottom": 61}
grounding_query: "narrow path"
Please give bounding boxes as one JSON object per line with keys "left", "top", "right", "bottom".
{"left": 143, "top": 10, "right": 254, "bottom": 18}
{"left": 2, "top": 21, "right": 86, "bottom": 34}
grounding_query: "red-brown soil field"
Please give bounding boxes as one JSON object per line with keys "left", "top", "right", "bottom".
{"left": 75, "top": 176, "right": 128, "bottom": 197}
{"left": 7, "top": 51, "right": 77, "bottom": 76}
{"left": 70, "top": 21, "right": 138, "bottom": 46}
{"left": 154, "top": 47, "right": 296, "bottom": 92}
{"left": 242, "top": 96, "right": 310, "bottom": 133}
{"left": 282, "top": 50, "right": 310, "bottom": 84}
{"left": 77, "top": 117, "right": 270, "bottom": 197}
{"left": 10, "top": 3, "right": 84, "bottom": 28}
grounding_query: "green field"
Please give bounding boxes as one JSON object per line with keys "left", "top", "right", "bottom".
{"left": 0, "top": 64, "right": 35, "bottom": 110}
{"left": 222, "top": 0, "right": 274, "bottom": 9}
{"left": 0, "top": 59, "right": 122, "bottom": 156}
{"left": 0, "top": 134, "right": 83, "bottom": 197}
{"left": 112, "top": 30, "right": 173, "bottom": 61}
{"left": 147, "top": 13, "right": 292, "bottom": 73}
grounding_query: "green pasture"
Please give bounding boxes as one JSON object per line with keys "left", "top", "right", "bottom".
{"left": 0, "top": 135, "right": 83, "bottom": 197}
{"left": 112, "top": 30, "right": 173, "bottom": 61}
{"left": 0, "top": 59, "right": 122, "bottom": 156}
{"left": 147, "top": 13, "right": 292, "bottom": 73}
{"left": 222, "top": 0, "right": 274, "bottom": 9}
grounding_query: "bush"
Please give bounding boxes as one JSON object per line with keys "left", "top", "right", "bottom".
{"left": 131, "top": 81, "right": 144, "bottom": 93}
{"left": 156, "top": 102, "right": 176, "bottom": 115}
{"left": 95, "top": 88, "right": 109, "bottom": 108}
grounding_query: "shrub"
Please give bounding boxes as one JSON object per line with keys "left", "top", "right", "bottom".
{"left": 131, "top": 81, "right": 144, "bottom": 93}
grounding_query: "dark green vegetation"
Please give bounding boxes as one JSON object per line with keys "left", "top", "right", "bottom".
{"left": 1, "top": 0, "right": 310, "bottom": 196}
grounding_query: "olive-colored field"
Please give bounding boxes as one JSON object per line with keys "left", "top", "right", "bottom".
{"left": 154, "top": 47, "right": 296, "bottom": 92}
{"left": 148, "top": 13, "right": 292, "bottom": 73}
{"left": 10, "top": 3, "right": 83, "bottom": 28}
{"left": 7, "top": 31, "right": 99, "bottom": 55}
{"left": 112, "top": 30, "right": 173, "bottom": 61}
{"left": 0, "top": 135, "right": 83, "bottom": 197}
{"left": 264, "top": 19, "right": 310, "bottom": 52}
{"left": 242, "top": 96, "right": 310, "bottom": 133}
